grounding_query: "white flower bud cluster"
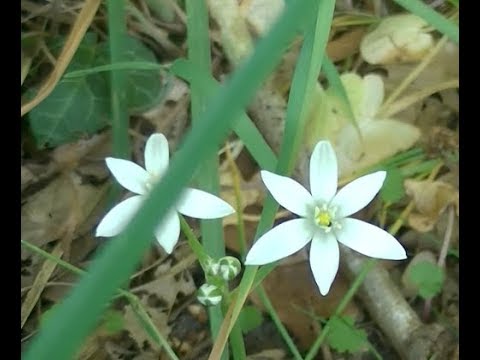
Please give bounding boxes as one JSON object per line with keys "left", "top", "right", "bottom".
{"left": 197, "top": 256, "right": 242, "bottom": 306}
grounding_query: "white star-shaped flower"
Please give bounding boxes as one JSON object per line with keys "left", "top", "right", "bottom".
{"left": 245, "top": 140, "right": 407, "bottom": 295}
{"left": 96, "top": 133, "right": 235, "bottom": 254}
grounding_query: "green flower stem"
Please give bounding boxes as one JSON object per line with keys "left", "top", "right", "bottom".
{"left": 179, "top": 215, "right": 210, "bottom": 267}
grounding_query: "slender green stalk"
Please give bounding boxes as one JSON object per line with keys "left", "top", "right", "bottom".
{"left": 169, "top": 60, "right": 277, "bottom": 171}
{"left": 21, "top": 240, "right": 85, "bottom": 277}
{"left": 64, "top": 62, "right": 165, "bottom": 78}
{"left": 107, "top": 0, "right": 129, "bottom": 159}
{"left": 322, "top": 55, "right": 358, "bottom": 133}
{"left": 23, "top": 1, "right": 317, "bottom": 358}
{"left": 179, "top": 216, "right": 210, "bottom": 266}
{"left": 256, "top": 287, "right": 304, "bottom": 360}
{"left": 225, "top": 146, "right": 247, "bottom": 257}
{"left": 185, "top": 0, "right": 232, "bottom": 358}
{"left": 393, "top": 0, "right": 458, "bottom": 44}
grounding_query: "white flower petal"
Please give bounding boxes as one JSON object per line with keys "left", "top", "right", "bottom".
{"left": 145, "top": 133, "right": 169, "bottom": 176}
{"left": 336, "top": 218, "right": 407, "bottom": 260}
{"left": 261, "top": 170, "right": 314, "bottom": 217}
{"left": 154, "top": 210, "right": 180, "bottom": 254}
{"left": 310, "top": 141, "right": 338, "bottom": 203}
{"left": 176, "top": 188, "right": 235, "bottom": 219}
{"left": 309, "top": 232, "right": 340, "bottom": 296}
{"left": 245, "top": 219, "right": 314, "bottom": 265}
{"left": 331, "top": 171, "right": 386, "bottom": 218}
{"left": 96, "top": 195, "right": 144, "bottom": 237}
{"left": 106, "top": 158, "right": 149, "bottom": 195}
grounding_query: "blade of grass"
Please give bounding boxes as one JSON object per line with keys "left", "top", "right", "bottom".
{"left": 393, "top": 0, "right": 458, "bottom": 44}
{"left": 185, "top": 0, "right": 233, "bottom": 358}
{"left": 170, "top": 60, "right": 277, "bottom": 171}
{"left": 255, "top": 287, "right": 304, "bottom": 359}
{"left": 64, "top": 61, "right": 165, "bottom": 78}
{"left": 209, "top": 1, "right": 336, "bottom": 358}
{"left": 23, "top": 1, "right": 317, "bottom": 358}
{"left": 108, "top": 0, "right": 129, "bottom": 159}
{"left": 322, "top": 55, "right": 360, "bottom": 135}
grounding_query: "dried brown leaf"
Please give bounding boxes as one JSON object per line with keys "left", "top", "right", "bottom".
{"left": 405, "top": 179, "right": 459, "bottom": 232}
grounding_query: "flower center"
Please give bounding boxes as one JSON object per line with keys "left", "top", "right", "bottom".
{"left": 313, "top": 205, "right": 340, "bottom": 233}
{"left": 315, "top": 210, "right": 332, "bottom": 227}
{"left": 145, "top": 174, "right": 160, "bottom": 192}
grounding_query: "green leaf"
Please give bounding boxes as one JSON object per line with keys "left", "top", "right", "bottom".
{"left": 28, "top": 34, "right": 165, "bottom": 148}
{"left": 28, "top": 72, "right": 110, "bottom": 148}
{"left": 380, "top": 168, "right": 405, "bottom": 203}
{"left": 238, "top": 306, "right": 263, "bottom": 334}
{"left": 97, "top": 36, "right": 165, "bottom": 113}
{"left": 326, "top": 316, "right": 368, "bottom": 354}
{"left": 408, "top": 261, "right": 444, "bottom": 299}
{"left": 28, "top": 33, "right": 110, "bottom": 148}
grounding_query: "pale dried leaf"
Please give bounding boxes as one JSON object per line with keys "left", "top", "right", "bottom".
{"left": 21, "top": 174, "right": 107, "bottom": 247}
{"left": 124, "top": 303, "right": 171, "bottom": 352}
{"left": 405, "top": 179, "right": 459, "bottom": 232}
{"left": 361, "top": 14, "right": 434, "bottom": 65}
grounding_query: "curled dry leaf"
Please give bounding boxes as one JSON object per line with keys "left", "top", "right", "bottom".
{"left": 306, "top": 72, "right": 420, "bottom": 179}
{"left": 360, "top": 14, "right": 434, "bottom": 65}
{"left": 405, "top": 179, "right": 459, "bottom": 233}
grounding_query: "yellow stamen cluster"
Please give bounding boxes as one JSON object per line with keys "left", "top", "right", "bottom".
{"left": 314, "top": 207, "right": 332, "bottom": 227}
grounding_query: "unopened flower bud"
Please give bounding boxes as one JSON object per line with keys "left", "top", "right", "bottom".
{"left": 217, "top": 256, "right": 242, "bottom": 281}
{"left": 204, "top": 257, "right": 220, "bottom": 277}
{"left": 197, "top": 283, "right": 223, "bottom": 306}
